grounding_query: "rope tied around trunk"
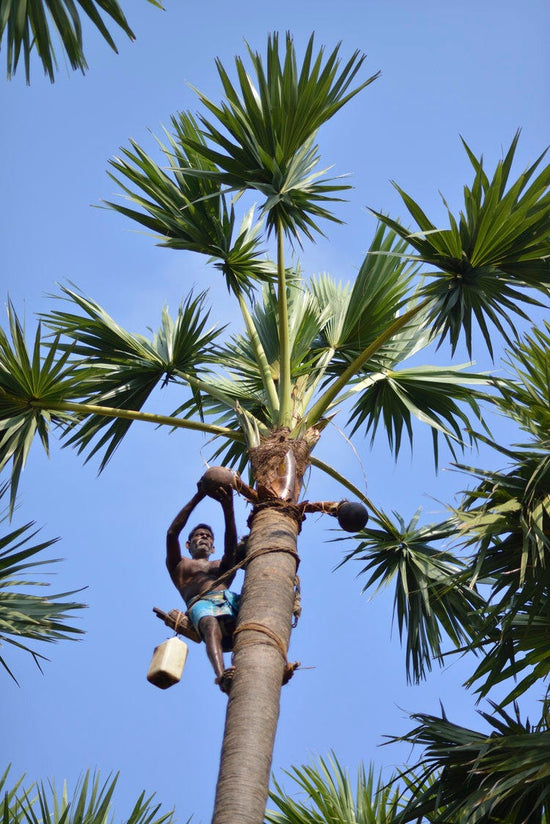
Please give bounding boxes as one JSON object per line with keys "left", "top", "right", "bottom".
{"left": 185, "top": 544, "right": 300, "bottom": 613}
{"left": 247, "top": 499, "right": 306, "bottom": 532}
{"left": 232, "top": 621, "right": 300, "bottom": 685}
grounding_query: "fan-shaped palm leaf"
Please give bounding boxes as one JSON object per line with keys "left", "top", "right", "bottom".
{"left": 42, "top": 286, "right": 221, "bottom": 470}
{"left": 392, "top": 703, "right": 550, "bottom": 824}
{"left": 313, "top": 224, "right": 420, "bottom": 375}
{"left": 495, "top": 321, "right": 550, "bottom": 441}
{"left": 373, "top": 133, "right": 550, "bottom": 356}
{"left": 0, "top": 484, "right": 85, "bottom": 682}
{"left": 339, "top": 509, "right": 485, "bottom": 682}
{"left": 179, "top": 32, "right": 379, "bottom": 242}
{"left": 346, "top": 363, "right": 488, "bottom": 464}
{"left": 10, "top": 770, "right": 177, "bottom": 824}
{"left": 451, "top": 443, "right": 550, "bottom": 703}
{"left": 1, "top": 0, "right": 162, "bottom": 83}
{"left": 0, "top": 302, "right": 89, "bottom": 509}
{"left": 266, "top": 753, "right": 402, "bottom": 824}
{"left": 106, "top": 112, "right": 274, "bottom": 295}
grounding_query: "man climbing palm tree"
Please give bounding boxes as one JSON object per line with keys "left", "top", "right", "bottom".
{"left": 166, "top": 482, "right": 241, "bottom": 691}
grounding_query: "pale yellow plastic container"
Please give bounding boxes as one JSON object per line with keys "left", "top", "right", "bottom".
{"left": 147, "top": 637, "right": 188, "bottom": 689}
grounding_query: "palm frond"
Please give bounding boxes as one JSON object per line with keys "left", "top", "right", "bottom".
{"left": 495, "top": 321, "right": 550, "bottom": 440}
{"left": 106, "top": 112, "right": 273, "bottom": 295}
{"left": 346, "top": 363, "right": 489, "bottom": 465}
{"left": 392, "top": 702, "right": 550, "bottom": 824}
{"left": 451, "top": 443, "right": 550, "bottom": 703}
{"left": 0, "top": 766, "right": 28, "bottom": 824}
{"left": 373, "top": 133, "right": 550, "bottom": 356}
{"left": 0, "top": 483, "right": 85, "bottom": 682}
{"left": 266, "top": 753, "right": 402, "bottom": 824}
{"left": 0, "top": 302, "right": 89, "bottom": 510}
{"left": 9, "top": 770, "right": 177, "bottom": 824}
{"left": 0, "top": 0, "right": 162, "bottom": 83}
{"left": 42, "top": 286, "right": 220, "bottom": 470}
{"left": 180, "top": 32, "right": 379, "bottom": 242}
{"left": 339, "top": 509, "right": 485, "bottom": 682}
{"left": 314, "top": 224, "right": 420, "bottom": 374}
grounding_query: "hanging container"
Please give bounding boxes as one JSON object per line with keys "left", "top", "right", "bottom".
{"left": 147, "top": 637, "right": 188, "bottom": 689}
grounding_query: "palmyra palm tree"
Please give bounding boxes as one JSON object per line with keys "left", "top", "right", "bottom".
{"left": 382, "top": 321, "right": 550, "bottom": 824}
{"left": 1, "top": 33, "right": 549, "bottom": 824}
{"left": 0, "top": 0, "right": 162, "bottom": 83}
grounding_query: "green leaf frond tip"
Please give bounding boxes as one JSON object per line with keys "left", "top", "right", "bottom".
{"left": 105, "top": 113, "right": 275, "bottom": 294}
{"left": 346, "top": 364, "right": 490, "bottom": 466}
{"left": 39, "top": 284, "right": 224, "bottom": 471}
{"left": 180, "top": 32, "right": 380, "bottom": 242}
{"left": 0, "top": 0, "right": 160, "bottom": 84}
{"left": 495, "top": 319, "right": 550, "bottom": 440}
{"left": 0, "top": 301, "right": 90, "bottom": 512}
{"left": 340, "top": 508, "right": 485, "bottom": 682}
{"left": 373, "top": 132, "right": 550, "bottom": 357}
{"left": 266, "top": 753, "right": 402, "bottom": 824}
{"left": 1, "top": 770, "right": 176, "bottom": 824}
{"left": 391, "top": 702, "right": 550, "bottom": 824}
{"left": 0, "top": 483, "right": 86, "bottom": 682}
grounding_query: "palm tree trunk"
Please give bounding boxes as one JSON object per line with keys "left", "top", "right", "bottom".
{"left": 211, "top": 505, "right": 300, "bottom": 824}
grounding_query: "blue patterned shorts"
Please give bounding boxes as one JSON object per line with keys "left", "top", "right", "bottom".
{"left": 188, "top": 590, "right": 241, "bottom": 631}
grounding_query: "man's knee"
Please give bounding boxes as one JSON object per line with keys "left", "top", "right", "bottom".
{"left": 199, "top": 615, "right": 221, "bottom": 640}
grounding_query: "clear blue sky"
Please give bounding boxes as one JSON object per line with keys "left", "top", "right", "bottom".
{"left": 2, "top": 2, "right": 549, "bottom": 822}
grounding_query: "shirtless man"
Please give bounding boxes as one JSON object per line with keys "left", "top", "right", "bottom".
{"left": 166, "top": 483, "right": 240, "bottom": 688}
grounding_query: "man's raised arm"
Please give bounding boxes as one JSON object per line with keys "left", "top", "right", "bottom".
{"left": 215, "top": 488, "right": 238, "bottom": 570}
{"left": 166, "top": 486, "right": 206, "bottom": 574}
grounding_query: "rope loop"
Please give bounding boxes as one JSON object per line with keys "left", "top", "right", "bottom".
{"left": 247, "top": 499, "right": 306, "bottom": 531}
{"left": 233, "top": 621, "right": 288, "bottom": 661}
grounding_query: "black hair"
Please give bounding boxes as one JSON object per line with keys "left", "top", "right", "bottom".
{"left": 188, "top": 523, "right": 214, "bottom": 542}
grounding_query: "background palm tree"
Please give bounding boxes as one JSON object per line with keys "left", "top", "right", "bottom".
{"left": 0, "top": 766, "right": 178, "bottom": 824}
{"left": 0, "top": 0, "right": 162, "bottom": 83}
{"left": 1, "top": 32, "right": 549, "bottom": 824}
{"left": 353, "top": 320, "right": 550, "bottom": 824}
{"left": 0, "top": 483, "right": 85, "bottom": 682}
{"left": 266, "top": 754, "right": 402, "bottom": 824}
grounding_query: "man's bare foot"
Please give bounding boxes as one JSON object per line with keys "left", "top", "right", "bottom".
{"left": 215, "top": 666, "right": 235, "bottom": 695}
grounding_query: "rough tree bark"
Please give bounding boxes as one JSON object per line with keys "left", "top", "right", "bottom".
{"left": 211, "top": 430, "right": 314, "bottom": 824}
{"left": 211, "top": 506, "right": 300, "bottom": 824}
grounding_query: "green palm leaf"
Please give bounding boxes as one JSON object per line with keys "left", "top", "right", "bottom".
{"left": 106, "top": 112, "right": 274, "bottom": 295}
{"left": 340, "top": 509, "right": 485, "bottom": 682}
{"left": 496, "top": 321, "right": 550, "bottom": 441}
{"left": 179, "top": 32, "right": 379, "bottom": 242}
{"left": 266, "top": 753, "right": 402, "bottom": 824}
{"left": 451, "top": 444, "right": 550, "bottom": 703}
{"left": 8, "top": 770, "right": 177, "bottom": 824}
{"left": 0, "top": 0, "right": 162, "bottom": 83}
{"left": 373, "top": 133, "right": 550, "bottom": 356}
{"left": 0, "top": 302, "right": 89, "bottom": 510}
{"left": 0, "top": 484, "right": 85, "bottom": 682}
{"left": 312, "top": 224, "right": 420, "bottom": 374}
{"left": 392, "top": 703, "right": 550, "bottom": 824}
{"left": 0, "top": 766, "right": 27, "bottom": 824}
{"left": 346, "top": 363, "right": 489, "bottom": 464}
{"left": 43, "top": 286, "right": 220, "bottom": 470}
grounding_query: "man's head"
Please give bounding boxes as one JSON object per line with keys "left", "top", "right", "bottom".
{"left": 186, "top": 523, "right": 215, "bottom": 558}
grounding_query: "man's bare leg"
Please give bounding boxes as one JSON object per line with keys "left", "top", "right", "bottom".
{"left": 198, "top": 616, "right": 225, "bottom": 680}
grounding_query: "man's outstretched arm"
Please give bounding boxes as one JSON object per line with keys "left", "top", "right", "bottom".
{"left": 211, "top": 487, "right": 238, "bottom": 570}
{"left": 166, "top": 486, "right": 206, "bottom": 573}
